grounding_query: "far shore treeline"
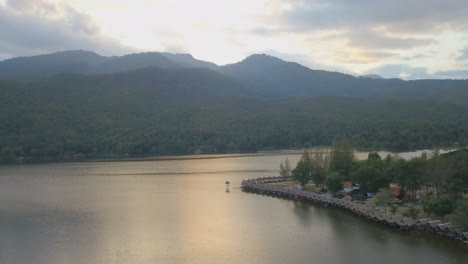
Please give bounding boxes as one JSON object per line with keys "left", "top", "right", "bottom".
{"left": 283, "top": 139, "right": 468, "bottom": 228}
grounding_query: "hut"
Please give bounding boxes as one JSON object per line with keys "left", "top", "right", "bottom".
{"left": 398, "top": 217, "right": 416, "bottom": 230}
{"left": 388, "top": 215, "right": 404, "bottom": 227}
{"left": 461, "top": 232, "right": 468, "bottom": 244}
{"left": 416, "top": 218, "right": 432, "bottom": 226}
{"left": 435, "top": 223, "right": 452, "bottom": 235}
{"left": 427, "top": 220, "right": 443, "bottom": 232}
{"left": 377, "top": 213, "right": 392, "bottom": 223}
{"left": 446, "top": 225, "right": 463, "bottom": 238}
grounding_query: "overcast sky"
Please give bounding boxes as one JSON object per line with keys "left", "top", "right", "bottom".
{"left": 1, "top": 0, "right": 468, "bottom": 79}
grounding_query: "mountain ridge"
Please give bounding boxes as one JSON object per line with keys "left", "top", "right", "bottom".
{"left": 0, "top": 50, "right": 467, "bottom": 105}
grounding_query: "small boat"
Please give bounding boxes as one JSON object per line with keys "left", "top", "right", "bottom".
{"left": 225, "top": 181, "right": 230, "bottom": 185}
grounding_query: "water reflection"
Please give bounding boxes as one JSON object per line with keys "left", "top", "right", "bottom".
{"left": 291, "top": 200, "right": 315, "bottom": 227}
{"left": 0, "top": 153, "right": 466, "bottom": 264}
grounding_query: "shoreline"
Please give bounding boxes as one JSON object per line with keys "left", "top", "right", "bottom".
{"left": 241, "top": 176, "right": 468, "bottom": 246}
{"left": 5, "top": 147, "right": 461, "bottom": 166}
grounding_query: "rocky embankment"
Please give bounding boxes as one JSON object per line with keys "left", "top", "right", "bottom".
{"left": 241, "top": 176, "right": 468, "bottom": 244}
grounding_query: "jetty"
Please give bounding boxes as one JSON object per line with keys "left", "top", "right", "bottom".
{"left": 241, "top": 176, "right": 468, "bottom": 244}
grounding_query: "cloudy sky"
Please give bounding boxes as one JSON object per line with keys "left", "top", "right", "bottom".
{"left": 1, "top": 0, "right": 468, "bottom": 79}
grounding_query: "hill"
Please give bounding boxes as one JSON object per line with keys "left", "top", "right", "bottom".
{"left": 220, "top": 54, "right": 468, "bottom": 105}
{"left": 1, "top": 51, "right": 468, "bottom": 105}
{"left": 0, "top": 67, "right": 466, "bottom": 162}
{"left": 0, "top": 50, "right": 219, "bottom": 79}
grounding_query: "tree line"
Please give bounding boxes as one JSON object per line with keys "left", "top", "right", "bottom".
{"left": 282, "top": 140, "right": 468, "bottom": 227}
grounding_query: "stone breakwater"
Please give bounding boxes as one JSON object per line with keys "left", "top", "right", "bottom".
{"left": 241, "top": 176, "right": 468, "bottom": 245}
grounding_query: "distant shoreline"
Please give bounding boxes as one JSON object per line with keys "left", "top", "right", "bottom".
{"left": 5, "top": 147, "right": 460, "bottom": 166}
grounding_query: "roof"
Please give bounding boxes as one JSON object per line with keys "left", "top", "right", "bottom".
{"left": 417, "top": 218, "right": 432, "bottom": 225}
{"left": 343, "top": 187, "right": 360, "bottom": 194}
{"left": 436, "top": 223, "right": 451, "bottom": 230}
{"left": 446, "top": 225, "right": 462, "bottom": 231}
{"left": 400, "top": 218, "right": 416, "bottom": 226}
{"left": 428, "top": 220, "right": 443, "bottom": 227}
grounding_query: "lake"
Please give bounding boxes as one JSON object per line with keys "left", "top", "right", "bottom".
{"left": 0, "top": 150, "right": 466, "bottom": 264}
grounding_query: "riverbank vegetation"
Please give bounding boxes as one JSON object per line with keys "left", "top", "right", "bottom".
{"left": 286, "top": 140, "right": 468, "bottom": 228}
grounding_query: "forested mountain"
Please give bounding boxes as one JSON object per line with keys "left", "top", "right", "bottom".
{"left": 0, "top": 50, "right": 107, "bottom": 79}
{"left": 0, "top": 66, "right": 467, "bottom": 162}
{"left": 162, "top": 53, "right": 219, "bottom": 70}
{"left": 221, "top": 54, "right": 468, "bottom": 104}
{"left": 1, "top": 50, "right": 467, "bottom": 105}
{"left": 0, "top": 50, "right": 467, "bottom": 162}
{"left": 0, "top": 50, "right": 219, "bottom": 79}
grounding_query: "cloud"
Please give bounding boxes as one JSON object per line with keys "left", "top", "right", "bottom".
{"left": 346, "top": 29, "right": 435, "bottom": 50}
{"left": 402, "top": 52, "right": 436, "bottom": 61}
{"left": 0, "top": 0, "right": 133, "bottom": 59}
{"left": 366, "top": 64, "right": 468, "bottom": 80}
{"left": 277, "top": 0, "right": 468, "bottom": 33}
{"left": 433, "top": 70, "right": 468, "bottom": 79}
{"left": 365, "top": 64, "right": 433, "bottom": 80}
{"left": 264, "top": 0, "right": 468, "bottom": 53}
{"left": 456, "top": 45, "right": 468, "bottom": 61}
{"left": 331, "top": 50, "right": 397, "bottom": 64}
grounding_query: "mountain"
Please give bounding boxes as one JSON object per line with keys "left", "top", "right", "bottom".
{"left": 0, "top": 50, "right": 219, "bottom": 79}
{"left": 1, "top": 67, "right": 467, "bottom": 161}
{"left": 220, "top": 54, "right": 468, "bottom": 104}
{"left": 92, "top": 52, "right": 181, "bottom": 74}
{"left": 162, "top": 53, "right": 219, "bottom": 70}
{"left": 220, "top": 54, "right": 357, "bottom": 97}
{"left": 0, "top": 50, "right": 108, "bottom": 79}
{"left": 360, "top": 74, "right": 384, "bottom": 79}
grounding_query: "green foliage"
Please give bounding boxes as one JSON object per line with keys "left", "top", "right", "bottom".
{"left": 351, "top": 152, "right": 390, "bottom": 193}
{"left": 449, "top": 199, "right": 468, "bottom": 229}
{"left": 407, "top": 207, "right": 420, "bottom": 219}
{"left": 291, "top": 150, "right": 312, "bottom": 186}
{"left": 388, "top": 204, "right": 399, "bottom": 214}
{"left": 423, "top": 198, "right": 456, "bottom": 218}
{"left": 389, "top": 156, "right": 425, "bottom": 196}
{"left": 373, "top": 188, "right": 393, "bottom": 206}
{"left": 325, "top": 172, "right": 343, "bottom": 193}
{"left": 0, "top": 66, "right": 467, "bottom": 163}
{"left": 279, "top": 157, "right": 292, "bottom": 177}
{"left": 329, "top": 139, "right": 355, "bottom": 179}
{"left": 310, "top": 151, "right": 328, "bottom": 187}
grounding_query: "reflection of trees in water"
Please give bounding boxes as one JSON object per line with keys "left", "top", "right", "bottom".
{"left": 288, "top": 199, "right": 468, "bottom": 262}
{"left": 291, "top": 200, "right": 312, "bottom": 227}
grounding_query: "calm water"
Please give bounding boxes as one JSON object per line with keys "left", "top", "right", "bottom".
{"left": 0, "top": 151, "right": 466, "bottom": 264}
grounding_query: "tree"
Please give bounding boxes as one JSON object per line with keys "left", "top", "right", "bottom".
{"left": 449, "top": 199, "right": 468, "bottom": 228}
{"left": 325, "top": 172, "right": 343, "bottom": 193}
{"left": 373, "top": 188, "right": 393, "bottom": 206}
{"left": 310, "top": 151, "right": 328, "bottom": 187}
{"left": 279, "top": 157, "right": 292, "bottom": 177}
{"left": 291, "top": 150, "right": 313, "bottom": 186}
{"left": 329, "top": 138, "right": 355, "bottom": 179}
{"left": 388, "top": 204, "right": 399, "bottom": 214}
{"left": 394, "top": 156, "right": 424, "bottom": 197}
{"left": 424, "top": 198, "right": 455, "bottom": 218}
{"left": 407, "top": 207, "right": 420, "bottom": 219}
{"left": 424, "top": 151, "right": 455, "bottom": 198}
{"left": 351, "top": 153, "right": 390, "bottom": 193}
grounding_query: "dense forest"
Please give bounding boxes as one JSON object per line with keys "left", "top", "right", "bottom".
{"left": 0, "top": 51, "right": 467, "bottom": 163}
